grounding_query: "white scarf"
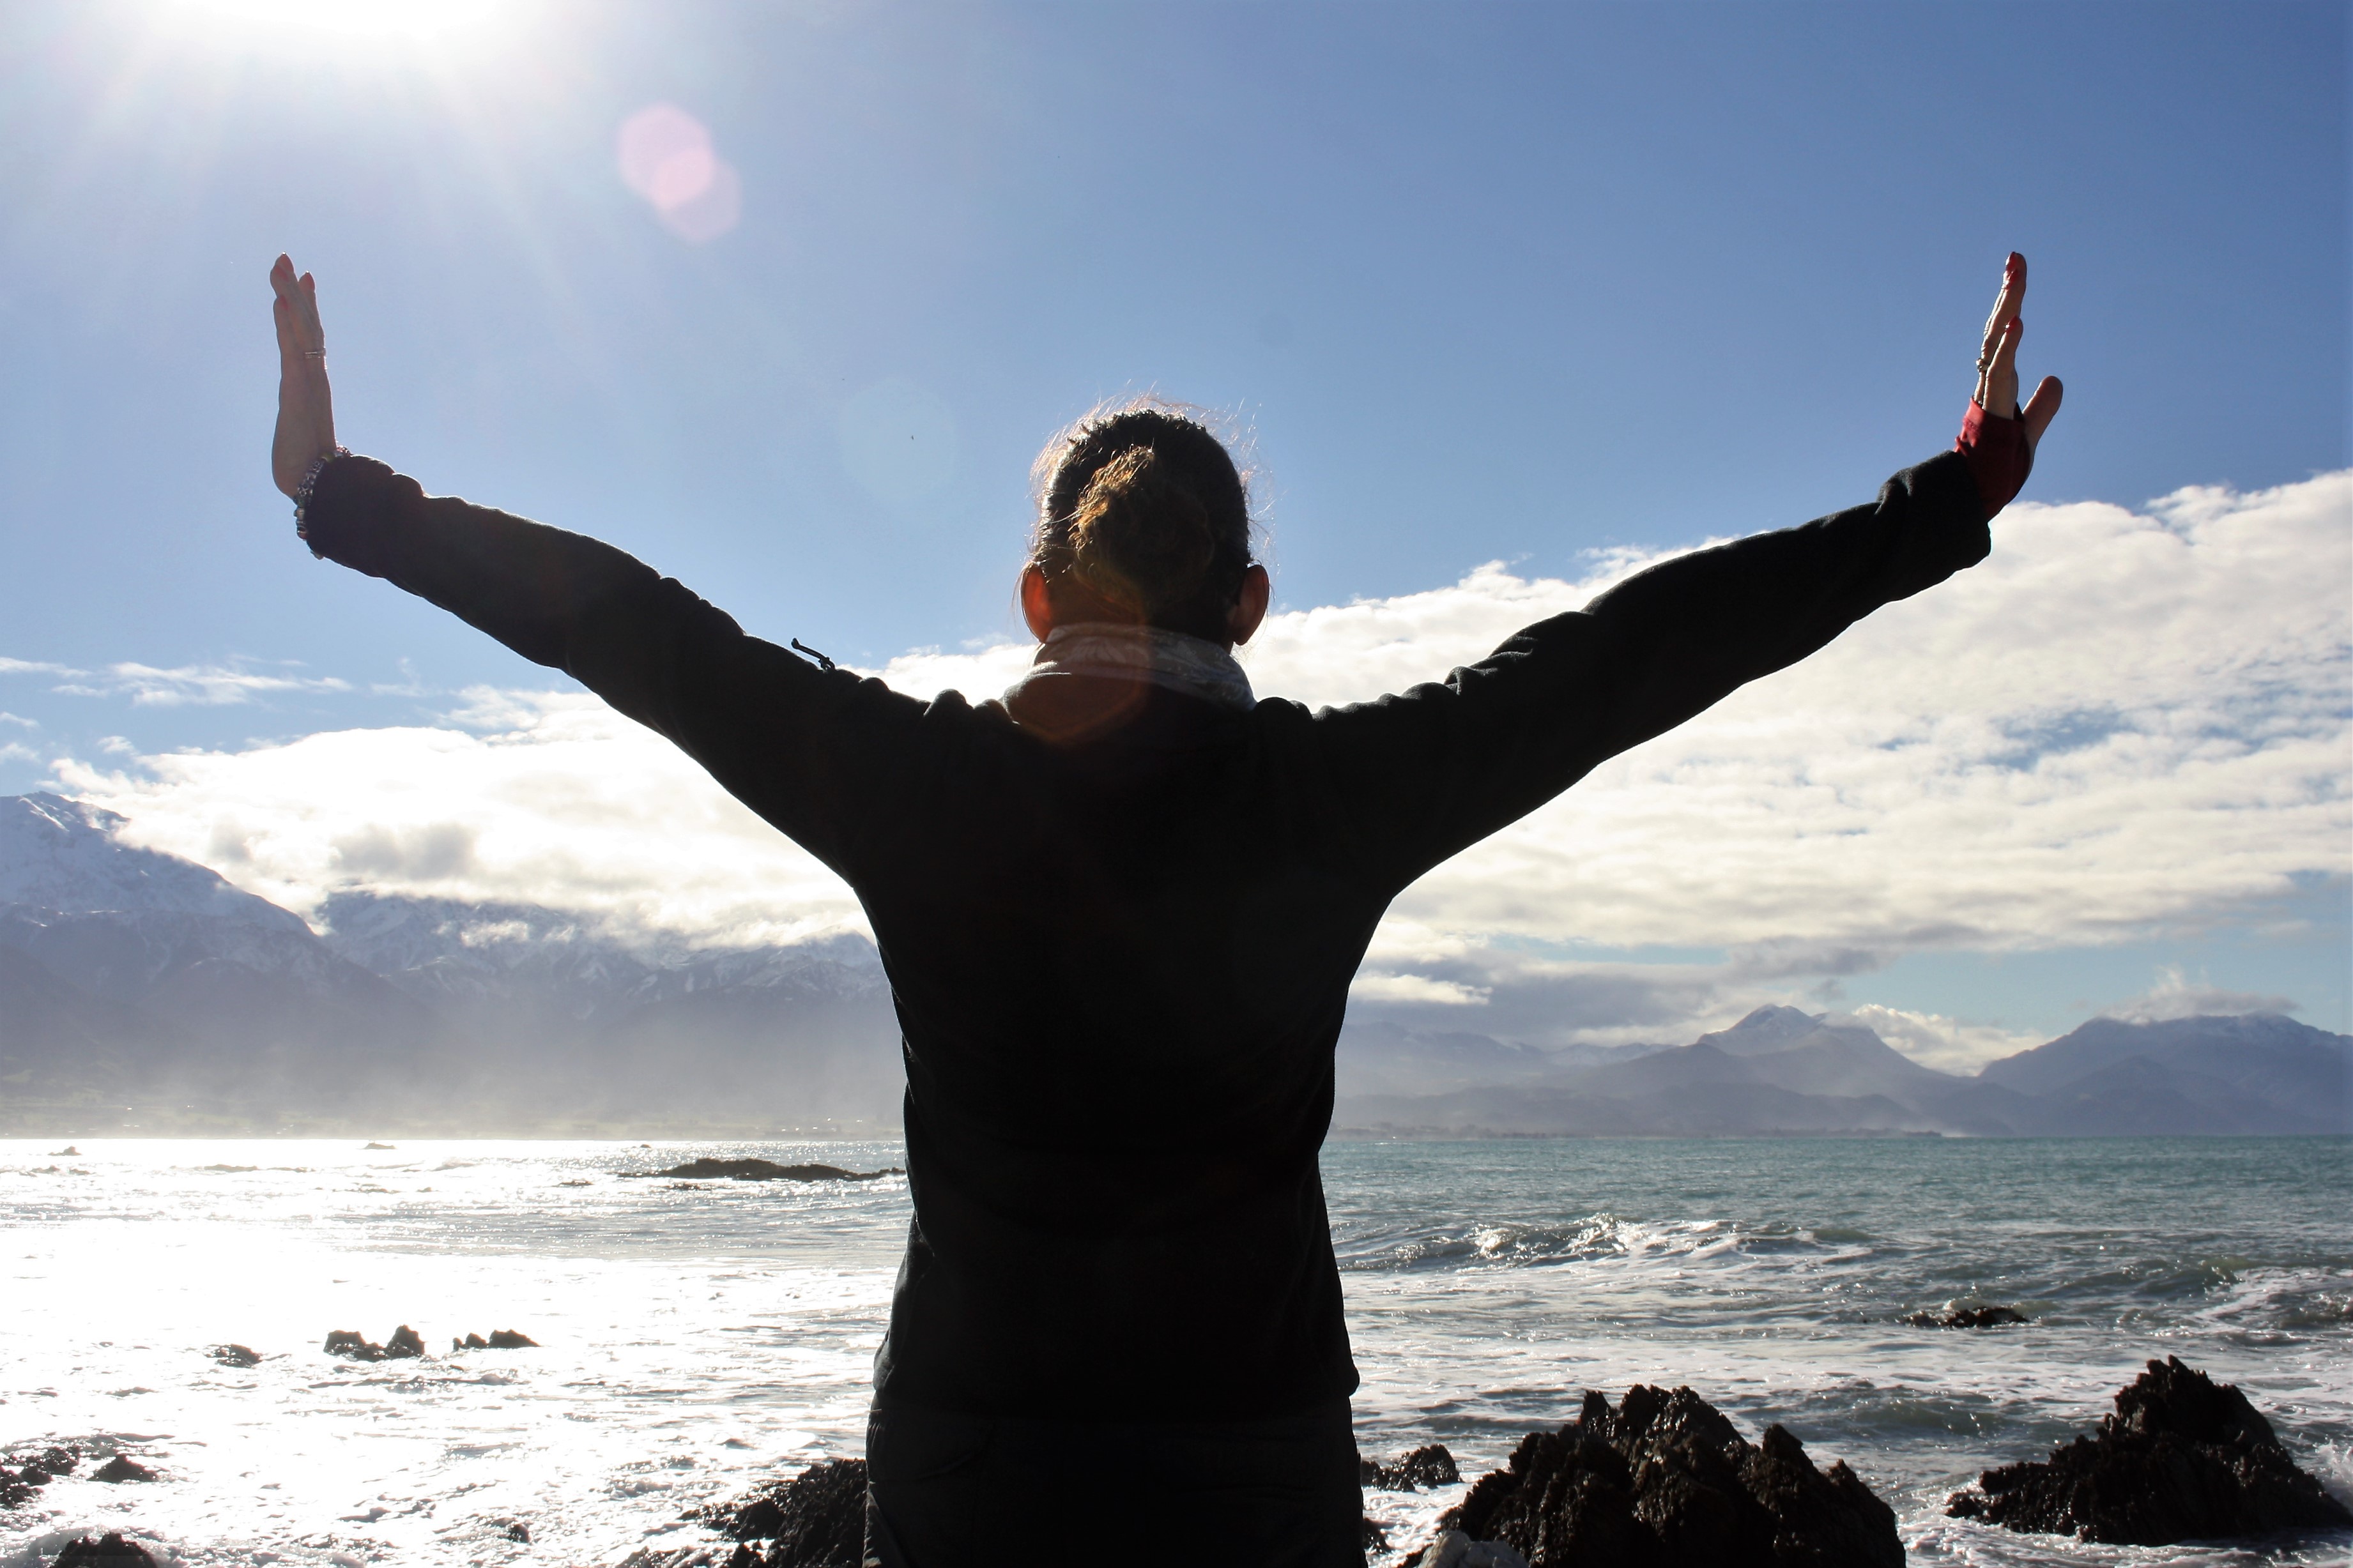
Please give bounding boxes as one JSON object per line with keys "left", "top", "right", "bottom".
{"left": 1004, "top": 623, "right": 1257, "bottom": 711}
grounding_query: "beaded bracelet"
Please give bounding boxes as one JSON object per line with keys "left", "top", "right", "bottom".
{"left": 293, "top": 446, "right": 351, "bottom": 547}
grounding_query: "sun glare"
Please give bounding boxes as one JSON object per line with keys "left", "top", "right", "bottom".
{"left": 163, "top": 0, "right": 527, "bottom": 47}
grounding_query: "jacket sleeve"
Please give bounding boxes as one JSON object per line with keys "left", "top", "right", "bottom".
{"left": 1301, "top": 450, "right": 1993, "bottom": 890}
{"left": 300, "top": 455, "right": 930, "bottom": 875}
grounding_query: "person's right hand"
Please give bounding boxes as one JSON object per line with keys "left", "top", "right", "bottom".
{"left": 270, "top": 254, "right": 339, "bottom": 498}
{"left": 1974, "top": 252, "right": 2063, "bottom": 450}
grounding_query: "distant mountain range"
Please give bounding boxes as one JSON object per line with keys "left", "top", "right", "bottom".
{"left": 2, "top": 792, "right": 2347, "bottom": 1138}
{"left": 1335, "top": 1006, "right": 2350, "bottom": 1138}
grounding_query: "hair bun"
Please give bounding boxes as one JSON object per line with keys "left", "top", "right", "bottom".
{"left": 1031, "top": 401, "right": 1255, "bottom": 641}
{"left": 1068, "top": 446, "right": 1219, "bottom": 616}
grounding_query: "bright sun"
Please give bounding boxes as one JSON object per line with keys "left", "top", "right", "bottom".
{"left": 163, "top": 0, "right": 529, "bottom": 47}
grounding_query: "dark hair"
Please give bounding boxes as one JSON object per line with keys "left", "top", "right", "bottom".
{"left": 1029, "top": 399, "right": 1257, "bottom": 642}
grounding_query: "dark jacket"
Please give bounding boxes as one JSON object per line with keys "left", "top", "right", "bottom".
{"left": 303, "top": 450, "right": 1990, "bottom": 1420}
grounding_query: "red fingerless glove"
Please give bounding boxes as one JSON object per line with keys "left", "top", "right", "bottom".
{"left": 1956, "top": 400, "right": 2033, "bottom": 520}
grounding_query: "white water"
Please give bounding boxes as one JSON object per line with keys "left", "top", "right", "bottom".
{"left": 3, "top": 1138, "right": 2347, "bottom": 1567}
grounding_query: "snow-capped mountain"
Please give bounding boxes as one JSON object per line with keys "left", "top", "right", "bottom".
{"left": 0, "top": 794, "right": 310, "bottom": 934}
{"left": 0, "top": 793, "right": 901, "bottom": 1135}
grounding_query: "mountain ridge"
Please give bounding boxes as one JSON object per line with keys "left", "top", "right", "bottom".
{"left": 1, "top": 793, "right": 2345, "bottom": 1138}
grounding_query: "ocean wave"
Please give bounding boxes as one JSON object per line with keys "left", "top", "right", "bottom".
{"left": 1338, "top": 1212, "right": 1871, "bottom": 1274}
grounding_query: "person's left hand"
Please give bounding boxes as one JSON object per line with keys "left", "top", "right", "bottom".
{"left": 1975, "top": 252, "right": 2063, "bottom": 450}
{"left": 269, "top": 253, "right": 338, "bottom": 498}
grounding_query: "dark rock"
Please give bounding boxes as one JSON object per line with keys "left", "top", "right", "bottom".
{"left": 698, "top": 1456, "right": 868, "bottom": 1568}
{"left": 1362, "top": 1443, "right": 1464, "bottom": 1491}
{"left": 1361, "top": 1518, "right": 1390, "bottom": 1552}
{"left": 385, "top": 1324, "right": 427, "bottom": 1359}
{"left": 30, "top": 1445, "right": 79, "bottom": 1473}
{"left": 631, "top": 1159, "right": 901, "bottom": 1184}
{"left": 506, "top": 1521, "right": 532, "bottom": 1543}
{"left": 1441, "top": 1385, "right": 1901, "bottom": 1567}
{"left": 50, "top": 1535, "right": 157, "bottom": 1568}
{"left": 488, "top": 1328, "right": 539, "bottom": 1348}
{"left": 0, "top": 1477, "right": 32, "bottom": 1511}
{"left": 17, "top": 1465, "right": 50, "bottom": 1486}
{"left": 1946, "top": 1355, "right": 2353, "bottom": 1544}
{"left": 325, "top": 1329, "right": 387, "bottom": 1361}
{"left": 1905, "top": 1305, "right": 2027, "bottom": 1328}
{"left": 93, "top": 1455, "right": 157, "bottom": 1483}
{"left": 212, "top": 1343, "right": 263, "bottom": 1367}
{"left": 50, "top": 1146, "right": 80, "bottom": 1157}
{"left": 463, "top": 1332, "right": 491, "bottom": 1350}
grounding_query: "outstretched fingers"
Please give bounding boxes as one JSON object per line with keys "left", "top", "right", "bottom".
{"left": 1975, "top": 252, "right": 2027, "bottom": 417}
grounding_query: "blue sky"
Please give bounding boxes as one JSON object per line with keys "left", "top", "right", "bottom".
{"left": 1, "top": 1, "right": 2345, "bottom": 1055}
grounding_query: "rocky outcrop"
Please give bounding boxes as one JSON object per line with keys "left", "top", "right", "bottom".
{"left": 211, "top": 1343, "right": 263, "bottom": 1367}
{"left": 385, "top": 1325, "right": 427, "bottom": 1359}
{"left": 632, "top": 1159, "right": 901, "bottom": 1183}
{"left": 49, "top": 1535, "right": 157, "bottom": 1568}
{"left": 325, "top": 1329, "right": 387, "bottom": 1361}
{"left": 92, "top": 1456, "right": 155, "bottom": 1483}
{"left": 1440, "top": 1385, "right": 1901, "bottom": 1567}
{"left": 489, "top": 1328, "right": 538, "bottom": 1348}
{"left": 689, "top": 1457, "right": 868, "bottom": 1568}
{"left": 3, "top": 1445, "right": 79, "bottom": 1506}
{"left": 1365, "top": 1444, "right": 1463, "bottom": 1491}
{"left": 1947, "top": 1355, "right": 2353, "bottom": 1544}
{"left": 1903, "top": 1305, "right": 2026, "bottom": 1328}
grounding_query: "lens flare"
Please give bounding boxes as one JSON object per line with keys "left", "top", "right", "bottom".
{"left": 617, "top": 103, "right": 744, "bottom": 244}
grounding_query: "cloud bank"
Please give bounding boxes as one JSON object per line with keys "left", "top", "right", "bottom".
{"left": 45, "top": 471, "right": 2350, "bottom": 1062}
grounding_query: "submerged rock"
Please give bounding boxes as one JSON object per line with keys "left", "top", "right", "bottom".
{"left": 632, "top": 1159, "right": 902, "bottom": 1184}
{"left": 324, "top": 1329, "right": 387, "bottom": 1361}
{"left": 50, "top": 1535, "right": 157, "bottom": 1568}
{"left": 1946, "top": 1355, "right": 2353, "bottom": 1544}
{"left": 3, "top": 1447, "right": 82, "bottom": 1508}
{"left": 1363, "top": 1443, "right": 1464, "bottom": 1491}
{"left": 696, "top": 1456, "right": 868, "bottom": 1567}
{"left": 1439, "top": 1385, "right": 1902, "bottom": 1567}
{"left": 385, "top": 1324, "right": 427, "bottom": 1359}
{"left": 211, "top": 1343, "right": 263, "bottom": 1367}
{"left": 1904, "top": 1305, "right": 2027, "bottom": 1328}
{"left": 92, "top": 1456, "right": 156, "bottom": 1483}
{"left": 363, "top": 1141, "right": 395, "bottom": 1150}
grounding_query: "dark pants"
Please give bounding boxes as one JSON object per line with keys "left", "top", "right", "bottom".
{"left": 862, "top": 1397, "right": 1366, "bottom": 1568}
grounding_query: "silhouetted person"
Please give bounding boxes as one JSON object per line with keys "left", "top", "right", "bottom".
{"left": 267, "top": 251, "right": 2058, "bottom": 1567}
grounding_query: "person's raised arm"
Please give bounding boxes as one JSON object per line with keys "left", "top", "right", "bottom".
{"left": 1311, "top": 253, "right": 2066, "bottom": 887}
{"left": 263, "top": 256, "right": 923, "bottom": 873}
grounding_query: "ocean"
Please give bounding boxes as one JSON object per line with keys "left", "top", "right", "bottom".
{"left": 3, "top": 1136, "right": 2347, "bottom": 1567}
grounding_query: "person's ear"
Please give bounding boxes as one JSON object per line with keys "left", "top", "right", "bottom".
{"left": 1020, "top": 565, "right": 1057, "bottom": 643}
{"left": 1227, "top": 564, "right": 1271, "bottom": 647}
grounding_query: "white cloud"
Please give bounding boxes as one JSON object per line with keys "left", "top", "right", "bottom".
{"left": 0, "top": 712, "right": 38, "bottom": 728}
{"left": 43, "top": 471, "right": 2350, "bottom": 1040}
{"left": 2100, "top": 964, "right": 2299, "bottom": 1024}
{"left": 1834, "top": 1003, "right": 2047, "bottom": 1074}
{"left": 6, "top": 655, "right": 351, "bottom": 706}
{"left": 56, "top": 689, "right": 863, "bottom": 945}
{"left": 1349, "top": 971, "right": 1493, "bottom": 1007}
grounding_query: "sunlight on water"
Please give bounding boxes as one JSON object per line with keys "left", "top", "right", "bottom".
{"left": 1, "top": 1138, "right": 2346, "bottom": 1567}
